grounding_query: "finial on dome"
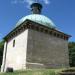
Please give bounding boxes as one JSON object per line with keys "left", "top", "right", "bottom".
{"left": 31, "top": 2, "right": 42, "bottom": 14}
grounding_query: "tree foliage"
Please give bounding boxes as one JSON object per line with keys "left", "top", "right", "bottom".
{"left": 68, "top": 42, "right": 75, "bottom": 67}
{"left": 0, "top": 40, "right": 4, "bottom": 67}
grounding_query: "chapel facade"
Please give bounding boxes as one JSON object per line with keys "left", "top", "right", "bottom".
{"left": 1, "top": 3, "right": 70, "bottom": 72}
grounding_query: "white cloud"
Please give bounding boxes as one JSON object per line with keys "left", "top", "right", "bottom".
{"left": 25, "top": 0, "right": 50, "bottom": 5}
{"left": 11, "top": 0, "right": 50, "bottom": 7}
{"left": 25, "top": 0, "right": 34, "bottom": 5}
{"left": 43, "top": 0, "right": 50, "bottom": 4}
{"left": 11, "top": 0, "right": 50, "bottom": 4}
{"left": 11, "top": 0, "right": 34, "bottom": 4}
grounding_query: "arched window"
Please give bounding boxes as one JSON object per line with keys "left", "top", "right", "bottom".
{"left": 13, "top": 40, "right": 15, "bottom": 47}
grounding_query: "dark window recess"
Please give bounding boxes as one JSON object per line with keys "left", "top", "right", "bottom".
{"left": 13, "top": 40, "right": 15, "bottom": 47}
{"left": 40, "top": 28, "right": 44, "bottom": 32}
{"left": 57, "top": 34, "right": 60, "bottom": 37}
{"left": 49, "top": 31, "right": 52, "bottom": 35}
{"left": 45, "top": 29, "right": 48, "bottom": 33}
{"left": 54, "top": 33, "right": 57, "bottom": 36}
{"left": 27, "top": 25, "right": 30, "bottom": 28}
{"left": 36, "top": 26, "right": 39, "bottom": 31}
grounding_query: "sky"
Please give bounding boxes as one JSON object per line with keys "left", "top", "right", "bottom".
{"left": 0, "top": 0, "right": 75, "bottom": 42}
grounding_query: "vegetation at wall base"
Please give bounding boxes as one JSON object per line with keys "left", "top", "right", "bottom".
{"left": 0, "top": 69, "right": 61, "bottom": 75}
{"left": 0, "top": 68, "right": 75, "bottom": 75}
{"left": 68, "top": 42, "right": 75, "bottom": 67}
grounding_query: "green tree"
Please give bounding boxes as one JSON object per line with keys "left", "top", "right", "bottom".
{"left": 68, "top": 42, "right": 75, "bottom": 67}
{"left": 0, "top": 40, "right": 4, "bottom": 68}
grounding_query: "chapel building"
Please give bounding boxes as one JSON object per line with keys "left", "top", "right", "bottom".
{"left": 1, "top": 2, "right": 70, "bottom": 72}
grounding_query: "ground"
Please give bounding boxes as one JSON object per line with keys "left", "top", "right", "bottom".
{"left": 0, "top": 69, "right": 63, "bottom": 75}
{"left": 0, "top": 68, "right": 75, "bottom": 75}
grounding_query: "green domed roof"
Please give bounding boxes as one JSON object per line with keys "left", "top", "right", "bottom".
{"left": 16, "top": 14, "right": 56, "bottom": 28}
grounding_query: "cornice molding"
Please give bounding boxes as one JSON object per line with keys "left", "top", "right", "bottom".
{"left": 4, "top": 19, "right": 71, "bottom": 41}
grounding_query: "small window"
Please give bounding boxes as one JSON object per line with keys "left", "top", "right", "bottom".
{"left": 13, "top": 40, "right": 15, "bottom": 47}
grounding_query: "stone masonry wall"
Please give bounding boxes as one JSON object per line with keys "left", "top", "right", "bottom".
{"left": 26, "top": 29, "right": 69, "bottom": 69}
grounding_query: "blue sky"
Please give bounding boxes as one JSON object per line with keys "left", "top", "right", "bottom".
{"left": 0, "top": 0, "right": 75, "bottom": 42}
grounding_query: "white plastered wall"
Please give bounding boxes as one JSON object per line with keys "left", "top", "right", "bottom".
{"left": 1, "top": 29, "right": 28, "bottom": 72}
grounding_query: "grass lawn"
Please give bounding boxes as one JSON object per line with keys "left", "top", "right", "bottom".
{"left": 0, "top": 69, "right": 62, "bottom": 75}
{"left": 1, "top": 68, "right": 75, "bottom": 75}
